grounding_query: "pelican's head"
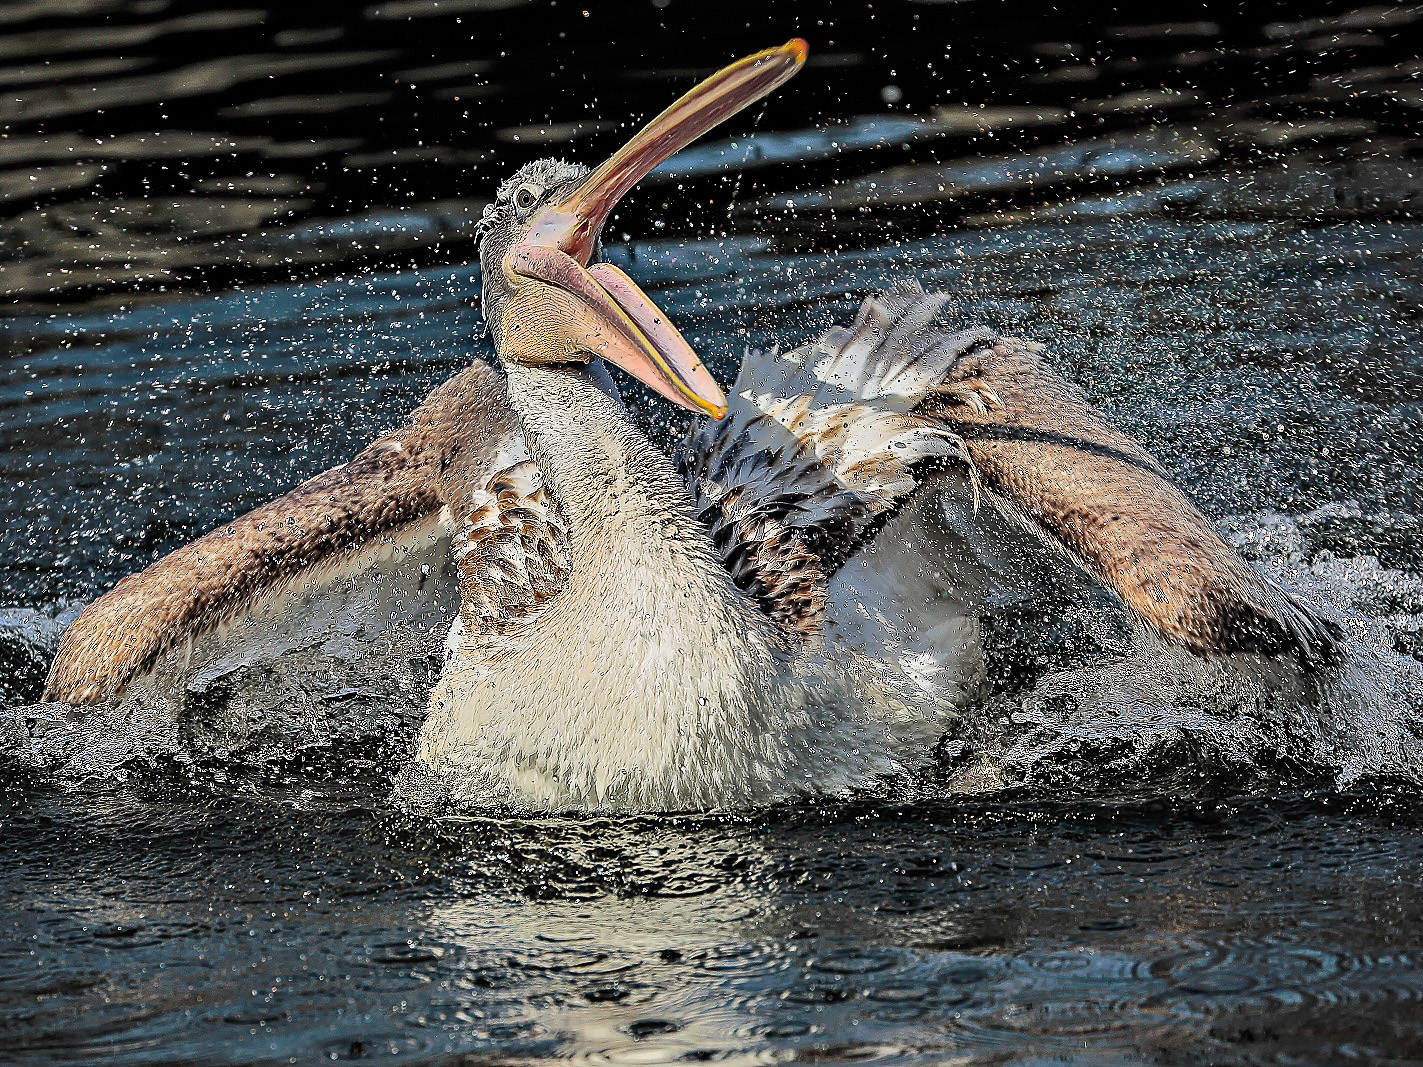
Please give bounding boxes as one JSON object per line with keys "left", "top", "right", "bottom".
{"left": 476, "top": 38, "right": 808, "bottom": 420}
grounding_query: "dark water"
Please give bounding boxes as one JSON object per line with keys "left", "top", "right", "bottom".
{"left": 7, "top": 790, "right": 1423, "bottom": 1065}
{"left": 3, "top": 1, "right": 1423, "bottom": 1063}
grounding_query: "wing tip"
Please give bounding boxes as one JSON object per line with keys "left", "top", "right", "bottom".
{"left": 1254, "top": 585, "right": 1345, "bottom": 668}
{"left": 1167, "top": 575, "right": 1344, "bottom": 669}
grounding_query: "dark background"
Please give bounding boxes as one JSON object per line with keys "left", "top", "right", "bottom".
{"left": 2, "top": 0, "right": 1417, "bottom": 312}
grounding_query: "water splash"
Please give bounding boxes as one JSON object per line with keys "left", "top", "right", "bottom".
{"left": 952, "top": 506, "right": 1423, "bottom": 798}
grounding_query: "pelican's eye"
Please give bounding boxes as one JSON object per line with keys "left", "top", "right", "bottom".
{"left": 514, "top": 184, "right": 541, "bottom": 212}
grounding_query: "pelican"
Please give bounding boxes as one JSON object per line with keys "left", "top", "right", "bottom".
{"left": 42, "top": 41, "right": 1336, "bottom": 810}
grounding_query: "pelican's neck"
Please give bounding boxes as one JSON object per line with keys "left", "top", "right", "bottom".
{"left": 500, "top": 358, "right": 782, "bottom": 684}
{"left": 502, "top": 361, "right": 698, "bottom": 570}
{"left": 414, "top": 359, "right": 797, "bottom": 808}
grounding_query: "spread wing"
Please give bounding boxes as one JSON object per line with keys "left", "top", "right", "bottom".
{"left": 44, "top": 360, "right": 568, "bottom": 706}
{"left": 682, "top": 283, "right": 1338, "bottom": 663}
{"left": 922, "top": 334, "right": 1338, "bottom": 660}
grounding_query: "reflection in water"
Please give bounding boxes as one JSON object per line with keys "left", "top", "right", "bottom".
{"left": 5, "top": 791, "right": 1423, "bottom": 1064}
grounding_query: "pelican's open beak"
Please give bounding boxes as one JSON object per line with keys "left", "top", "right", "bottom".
{"left": 501, "top": 39, "right": 808, "bottom": 420}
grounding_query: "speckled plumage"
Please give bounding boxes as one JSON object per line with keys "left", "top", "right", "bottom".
{"left": 680, "top": 286, "right": 994, "bottom": 637}
{"left": 450, "top": 455, "right": 570, "bottom": 652}
{"left": 686, "top": 282, "right": 1338, "bottom": 666}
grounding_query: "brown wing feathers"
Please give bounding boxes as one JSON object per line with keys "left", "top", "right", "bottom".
{"left": 44, "top": 360, "right": 521, "bottom": 705}
{"left": 926, "top": 338, "right": 1340, "bottom": 661}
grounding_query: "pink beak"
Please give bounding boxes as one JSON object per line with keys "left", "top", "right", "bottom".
{"left": 500, "top": 39, "right": 808, "bottom": 419}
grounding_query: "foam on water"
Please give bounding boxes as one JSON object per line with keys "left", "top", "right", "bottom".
{"left": 950, "top": 505, "right": 1423, "bottom": 798}
{"left": 6, "top": 504, "right": 1420, "bottom": 806}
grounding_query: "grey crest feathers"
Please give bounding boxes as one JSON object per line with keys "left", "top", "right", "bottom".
{"left": 476, "top": 158, "right": 592, "bottom": 353}
{"left": 475, "top": 158, "right": 590, "bottom": 250}
{"left": 495, "top": 158, "right": 588, "bottom": 207}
